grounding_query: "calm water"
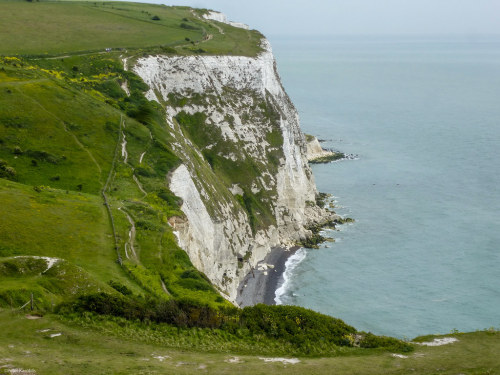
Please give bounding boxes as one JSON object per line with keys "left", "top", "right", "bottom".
{"left": 271, "top": 36, "right": 500, "bottom": 338}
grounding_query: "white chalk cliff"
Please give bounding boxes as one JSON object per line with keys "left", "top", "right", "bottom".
{"left": 133, "top": 38, "right": 332, "bottom": 303}
{"left": 306, "top": 135, "right": 336, "bottom": 161}
{"left": 202, "top": 10, "right": 250, "bottom": 30}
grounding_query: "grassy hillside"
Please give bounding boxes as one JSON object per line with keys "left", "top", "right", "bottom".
{"left": 0, "top": 50, "right": 226, "bottom": 309}
{"left": 1, "top": 1, "right": 495, "bottom": 372}
{"left": 0, "top": 0, "right": 263, "bottom": 56}
{"left": 0, "top": 311, "right": 498, "bottom": 374}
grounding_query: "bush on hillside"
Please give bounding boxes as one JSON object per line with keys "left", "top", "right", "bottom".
{"left": 58, "top": 292, "right": 413, "bottom": 352}
{"left": 108, "top": 280, "right": 132, "bottom": 296}
{"left": 241, "top": 304, "right": 356, "bottom": 346}
{"left": 0, "top": 159, "right": 16, "bottom": 180}
{"left": 359, "top": 332, "right": 413, "bottom": 352}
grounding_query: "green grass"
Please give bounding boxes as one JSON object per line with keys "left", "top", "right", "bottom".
{"left": 2, "top": 3, "right": 490, "bottom": 371}
{"left": 0, "top": 52, "right": 227, "bottom": 309}
{"left": 0, "top": 179, "right": 138, "bottom": 301}
{"left": 0, "top": 180, "right": 119, "bottom": 279}
{"left": 0, "top": 256, "right": 112, "bottom": 309}
{"left": 0, "top": 0, "right": 263, "bottom": 57}
{"left": 0, "top": 57, "right": 120, "bottom": 194}
{"left": 0, "top": 310, "right": 498, "bottom": 375}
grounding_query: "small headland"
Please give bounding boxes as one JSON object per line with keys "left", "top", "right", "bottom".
{"left": 306, "top": 134, "right": 358, "bottom": 163}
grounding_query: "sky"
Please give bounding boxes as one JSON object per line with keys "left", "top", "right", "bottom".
{"left": 128, "top": 0, "right": 500, "bottom": 37}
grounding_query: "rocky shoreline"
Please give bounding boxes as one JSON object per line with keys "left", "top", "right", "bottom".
{"left": 236, "top": 246, "right": 299, "bottom": 307}
{"left": 236, "top": 194, "right": 354, "bottom": 307}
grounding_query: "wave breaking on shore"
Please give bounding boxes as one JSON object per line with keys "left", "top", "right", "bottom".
{"left": 274, "top": 248, "right": 308, "bottom": 305}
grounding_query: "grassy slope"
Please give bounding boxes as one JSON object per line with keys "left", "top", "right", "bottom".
{"left": 0, "top": 179, "right": 125, "bottom": 289}
{"left": 0, "top": 0, "right": 263, "bottom": 57}
{"left": 0, "top": 0, "right": 263, "bottom": 308}
{"left": 0, "top": 311, "right": 498, "bottom": 375}
{"left": 0, "top": 50, "right": 226, "bottom": 308}
{"left": 1, "top": 1, "right": 496, "bottom": 371}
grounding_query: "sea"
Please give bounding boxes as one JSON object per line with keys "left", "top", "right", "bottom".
{"left": 270, "top": 35, "right": 500, "bottom": 339}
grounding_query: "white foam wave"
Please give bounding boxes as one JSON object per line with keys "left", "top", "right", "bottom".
{"left": 274, "top": 248, "right": 307, "bottom": 305}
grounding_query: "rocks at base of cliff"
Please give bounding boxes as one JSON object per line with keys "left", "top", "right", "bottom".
{"left": 306, "top": 134, "right": 345, "bottom": 163}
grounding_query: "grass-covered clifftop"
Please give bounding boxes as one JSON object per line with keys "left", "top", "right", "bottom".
{"left": 0, "top": 0, "right": 407, "bottom": 352}
{"left": 0, "top": 50, "right": 411, "bottom": 356}
{"left": 1, "top": 310, "right": 498, "bottom": 374}
{"left": 0, "top": 46, "right": 226, "bottom": 308}
{"left": 0, "top": 0, "right": 263, "bottom": 57}
{"left": 0, "top": 1, "right": 497, "bottom": 373}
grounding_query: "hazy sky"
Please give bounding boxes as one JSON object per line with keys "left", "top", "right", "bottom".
{"left": 131, "top": 0, "right": 500, "bottom": 37}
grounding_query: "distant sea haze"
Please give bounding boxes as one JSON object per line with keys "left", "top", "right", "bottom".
{"left": 271, "top": 35, "right": 500, "bottom": 338}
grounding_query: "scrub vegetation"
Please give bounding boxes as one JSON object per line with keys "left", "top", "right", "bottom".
{"left": 0, "top": 2, "right": 496, "bottom": 374}
{"left": 0, "top": 310, "right": 498, "bottom": 374}
{"left": 0, "top": 2, "right": 407, "bottom": 360}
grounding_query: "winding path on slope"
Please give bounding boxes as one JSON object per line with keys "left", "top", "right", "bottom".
{"left": 118, "top": 207, "right": 137, "bottom": 259}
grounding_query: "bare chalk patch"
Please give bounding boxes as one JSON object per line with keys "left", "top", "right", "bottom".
{"left": 121, "top": 132, "right": 128, "bottom": 163}
{"left": 49, "top": 333, "right": 62, "bottom": 338}
{"left": 259, "top": 357, "right": 300, "bottom": 364}
{"left": 391, "top": 354, "right": 408, "bottom": 359}
{"left": 415, "top": 337, "right": 458, "bottom": 346}
{"left": 14, "top": 256, "right": 60, "bottom": 273}
{"left": 25, "top": 315, "right": 42, "bottom": 320}
{"left": 7, "top": 368, "right": 36, "bottom": 374}
{"left": 120, "top": 81, "right": 130, "bottom": 96}
{"left": 224, "top": 357, "right": 243, "bottom": 364}
{"left": 152, "top": 355, "right": 171, "bottom": 362}
{"left": 40, "top": 257, "right": 60, "bottom": 273}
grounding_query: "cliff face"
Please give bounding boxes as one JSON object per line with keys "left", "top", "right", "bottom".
{"left": 133, "top": 40, "right": 331, "bottom": 303}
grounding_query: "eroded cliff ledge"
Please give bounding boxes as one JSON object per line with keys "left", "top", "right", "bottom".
{"left": 133, "top": 39, "right": 333, "bottom": 303}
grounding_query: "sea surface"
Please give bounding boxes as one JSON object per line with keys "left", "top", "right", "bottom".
{"left": 270, "top": 35, "right": 500, "bottom": 338}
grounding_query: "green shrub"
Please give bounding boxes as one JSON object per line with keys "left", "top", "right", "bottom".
{"left": 160, "top": 46, "right": 177, "bottom": 54}
{"left": 241, "top": 304, "right": 356, "bottom": 346}
{"left": 60, "top": 293, "right": 411, "bottom": 353}
{"left": 135, "top": 166, "right": 155, "bottom": 177}
{"left": 177, "top": 278, "right": 213, "bottom": 292}
{"left": 26, "top": 149, "right": 61, "bottom": 164}
{"left": 0, "top": 160, "right": 16, "bottom": 180}
{"left": 108, "top": 280, "right": 133, "bottom": 296}
{"left": 95, "top": 79, "right": 125, "bottom": 99}
{"left": 157, "top": 188, "right": 182, "bottom": 207}
{"left": 359, "top": 332, "right": 413, "bottom": 352}
{"left": 136, "top": 219, "right": 160, "bottom": 231}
